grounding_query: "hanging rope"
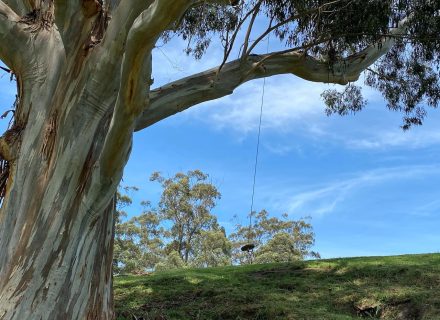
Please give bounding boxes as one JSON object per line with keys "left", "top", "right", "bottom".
{"left": 243, "top": 35, "right": 270, "bottom": 255}
{"left": 248, "top": 74, "right": 266, "bottom": 231}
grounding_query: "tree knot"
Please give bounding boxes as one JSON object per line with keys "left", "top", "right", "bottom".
{"left": 84, "top": 6, "right": 111, "bottom": 53}
{"left": 19, "top": 2, "right": 55, "bottom": 33}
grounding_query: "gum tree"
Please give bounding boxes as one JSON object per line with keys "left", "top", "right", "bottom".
{"left": 0, "top": 0, "right": 438, "bottom": 319}
{"left": 151, "top": 170, "right": 221, "bottom": 265}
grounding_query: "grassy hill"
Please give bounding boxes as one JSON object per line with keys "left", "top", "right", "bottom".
{"left": 114, "top": 253, "right": 440, "bottom": 320}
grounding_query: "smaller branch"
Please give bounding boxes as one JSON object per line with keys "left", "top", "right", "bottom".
{"left": 241, "top": 0, "right": 262, "bottom": 59}
{"left": 217, "top": 2, "right": 258, "bottom": 74}
{"left": 120, "top": 1, "right": 193, "bottom": 113}
{"left": 0, "top": 1, "right": 30, "bottom": 69}
{"left": 366, "top": 67, "right": 406, "bottom": 86}
{"left": 244, "top": 0, "right": 344, "bottom": 57}
{"left": 54, "top": 0, "right": 107, "bottom": 55}
{"left": 101, "top": 0, "right": 153, "bottom": 56}
{"left": 0, "top": 2, "right": 18, "bottom": 24}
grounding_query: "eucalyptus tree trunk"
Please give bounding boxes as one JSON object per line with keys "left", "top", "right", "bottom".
{"left": 0, "top": 6, "right": 122, "bottom": 320}
{"left": 0, "top": 1, "right": 165, "bottom": 318}
{"left": 0, "top": 0, "right": 403, "bottom": 319}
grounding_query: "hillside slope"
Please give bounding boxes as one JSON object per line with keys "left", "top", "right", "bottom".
{"left": 114, "top": 253, "right": 440, "bottom": 319}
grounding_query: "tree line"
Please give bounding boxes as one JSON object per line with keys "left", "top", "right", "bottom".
{"left": 114, "top": 170, "right": 319, "bottom": 274}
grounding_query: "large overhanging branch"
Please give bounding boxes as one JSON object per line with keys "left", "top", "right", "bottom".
{"left": 133, "top": 52, "right": 341, "bottom": 130}
{"left": 134, "top": 48, "right": 386, "bottom": 131}
{"left": 134, "top": 13, "right": 411, "bottom": 131}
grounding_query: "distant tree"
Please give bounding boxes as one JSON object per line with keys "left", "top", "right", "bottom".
{"left": 113, "top": 187, "right": 139, "bottom": 274}
{"left": 255, "top": 220, "right": 320, "bottom": 264}
{"left": 114, "top": 189, "right": 163, "bottom": 274}
{"left": 154, "top": 251, "right": 186, "bottom": 272}
{"left": 114, "top": 171, "right": 229, "bottom": 272}
{"left": 191, "top": 225, "right": 232, "bottom": 268}
{"left": 230, "top": 210, "right": 319, "bottom": 265}
{"left": 151, "top": 170, "right": 222, "bottom": 265}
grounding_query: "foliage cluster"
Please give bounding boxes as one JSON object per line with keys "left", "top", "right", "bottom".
{"left": 174, "top": 0, "right": 439, "bottom": 130}
{"left": 113, "top": 170, "right": 319, "bottom": 274}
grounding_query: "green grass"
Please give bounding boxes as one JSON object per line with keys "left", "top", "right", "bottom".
{"left": 114, "top": 253, "right": 440, "bottom": 319}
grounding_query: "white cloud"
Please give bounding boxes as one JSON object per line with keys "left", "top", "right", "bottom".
{"left": 191, "top": 76, "right": 332, "bottom": 134}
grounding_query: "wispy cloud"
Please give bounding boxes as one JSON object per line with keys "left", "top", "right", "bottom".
{"left": 153, "top": 39, "right": 225, "bottom": 87}
{"left": 345, "top": 126, "right": 440, "bottom": 150}
{"left": 262, "top": 164, "right": 440, "bottom": 218}
{"left": 410, "top": 199, "right": 440, "bottom": 217}
{"left": 263, "top": 142, "right": 303, "bottom": 156}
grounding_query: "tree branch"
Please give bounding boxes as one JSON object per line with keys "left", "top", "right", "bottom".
{"left": 99, "top": 0, "right": 194, "bottom": 178}
{"left": 52, "top": 0, "right": 103, "bottom": 54}
{"left": 0, "top": 1, "right": 30, "bottom": 69}
{"left": 133, "top": 51, "right": 334, "bottom": 130}
{"left": 133, "top": 47, "right": 391, "bottom": 130}
{"left": 53, "top": 0, "right": 75, "bottom": 35}
{"left": 98, "top": 0, "right": 153, "bottom": 67}
{"left": 134, "top": 14, "right": 411, "bottom": 131}
{"left": 120, "top": 0, "right": 194, "bottom": 115}
{"left": 101, "top": 0, "right": 239, "bottom": 66}
{"left": 243, "top": 0, "right": 343, "bottom": 58}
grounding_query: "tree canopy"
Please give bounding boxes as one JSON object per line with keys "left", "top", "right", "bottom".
{"left": 114, "top": 171, "right": 319, "bottom": 273}
{"left": 113, "top": 171, "right": 232, "bottom": 273}
{"left": 151, "top": 170, "right": 222, "bottom": 264}
{"left": 151, "top": 0, "right": 439, "bottom": 130}
{"left": 230, "top": 210, "right": 319, "bottom": 265}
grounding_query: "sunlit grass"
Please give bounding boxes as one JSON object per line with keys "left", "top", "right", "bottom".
{"left": 114, "top": 253, "right": 440, "bottom": 319}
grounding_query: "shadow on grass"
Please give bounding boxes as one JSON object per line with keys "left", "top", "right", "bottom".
{"left": 114, "top": 254, "right": 440, "bottom": 320}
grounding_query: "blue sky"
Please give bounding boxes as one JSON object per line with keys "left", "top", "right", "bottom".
{"left": 1, "top": 36, "right": 439, "bottom": 259}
